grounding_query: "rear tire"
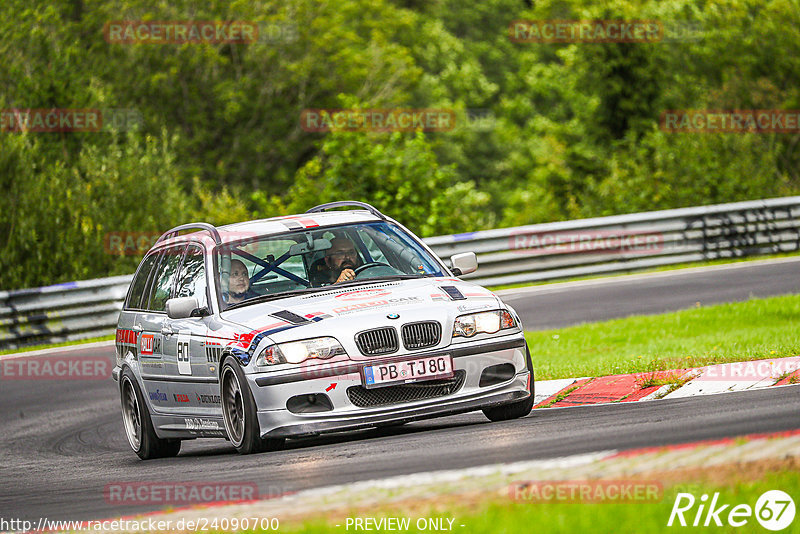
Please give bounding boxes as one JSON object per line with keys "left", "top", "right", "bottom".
{"left": 220, "top": 359, "right": 284, "bottom": 454}
{"left": 120, "top": 368, "right": 181, "bottom": 460}
{"left": 482, "top": 346, "right": 535, "bottom": 422}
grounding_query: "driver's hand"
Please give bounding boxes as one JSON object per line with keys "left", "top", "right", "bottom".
{"left": 336, "top": 268, "right": 356, "bottom": 284}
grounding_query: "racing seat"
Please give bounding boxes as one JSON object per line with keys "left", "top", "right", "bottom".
{"left": 308, "top": 257, "right": 332, "bottom": 287}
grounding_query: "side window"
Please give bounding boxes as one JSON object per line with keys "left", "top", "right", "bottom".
{"left": 175, "top": 245, "right": 207, "bottom": 307}
{"left": 126, "top": 254, "right": 159, "bottom": 310}
{"left": 145, "top": 246, "right": 185, "bottom": 312}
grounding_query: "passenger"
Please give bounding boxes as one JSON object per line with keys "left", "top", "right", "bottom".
{"left": 324, "top": 237, "right": 363, "bottom": 284}
{"left": 225, "top": 259, "right": 259, "bottom": 305}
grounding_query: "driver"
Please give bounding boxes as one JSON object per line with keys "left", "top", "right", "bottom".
{"left": 324, "top": 237, "right": 363, "bottom": 284}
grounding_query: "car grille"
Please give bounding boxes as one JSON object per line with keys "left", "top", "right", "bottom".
{"left": 401, "top": 321, "right": 441, "bottom": 350}
{"left": 356, "top": 327, "right": 399, "bottom": 356}
{"left": 347, "top": 370, "right": 466, "bottom": 408}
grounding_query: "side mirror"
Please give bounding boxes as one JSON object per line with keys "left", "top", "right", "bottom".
{"left": 166, "top": 297, "right": 200, "bottom": 320}
{"left": 450, "top": 252, "right": 478, "bottom": 276}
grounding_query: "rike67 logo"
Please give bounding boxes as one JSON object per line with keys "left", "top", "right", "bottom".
{"left": 668, "top": 490, "right": 795, "bottom": 531}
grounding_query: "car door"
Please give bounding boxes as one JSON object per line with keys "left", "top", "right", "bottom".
{"left": 123, "top": 252, "right": 165, "bottom": 402}
{"left": 138, "top": 245, "right": 185, "bottom": 412}
{"left": 168, "top": 243, "right": 221, "bottom": 418}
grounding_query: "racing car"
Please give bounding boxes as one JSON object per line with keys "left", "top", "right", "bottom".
{"left": 113, "top": 201, "right": 534, "bottom": 458}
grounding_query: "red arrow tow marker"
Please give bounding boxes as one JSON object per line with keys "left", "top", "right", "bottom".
{"left": 326, "top": 383, "right": 337, "bottom": 392}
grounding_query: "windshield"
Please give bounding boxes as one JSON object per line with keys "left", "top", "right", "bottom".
{"left": 215, "top": 221, "right": 446, "bottom": 309}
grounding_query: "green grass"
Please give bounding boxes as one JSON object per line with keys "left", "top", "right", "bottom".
{"left": 487, "top": 249, "right": 800, "bottom": 292}
{"left": 0, "top": 334, "right": 114, "bottom": 356}
{"left": 278, "top": 469, "right": 800, "bottom": 533}
{"left": 524, "top": 294, "right": 800, "bottom": 380}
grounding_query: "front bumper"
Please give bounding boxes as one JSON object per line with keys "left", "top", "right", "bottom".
{"left": 248, "top": 335, "right": 531, "bottom": 438}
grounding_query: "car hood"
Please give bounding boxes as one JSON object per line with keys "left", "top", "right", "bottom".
{"left": 217, "top": 277, "right": 502, "bottom": 354}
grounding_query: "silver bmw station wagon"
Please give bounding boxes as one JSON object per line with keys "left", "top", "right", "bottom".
{"left": 113, "top": 201, "right": 534, "bottom": 458}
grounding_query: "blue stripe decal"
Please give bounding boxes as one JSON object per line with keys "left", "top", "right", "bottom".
{"left": 231, "top": 314, "right": 331, "bottom": 365}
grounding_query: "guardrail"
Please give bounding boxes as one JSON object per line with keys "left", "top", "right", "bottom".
{"left": 2, "top": 196, "right": 799, "bottom": 350}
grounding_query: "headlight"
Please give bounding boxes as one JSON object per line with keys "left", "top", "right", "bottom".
{"left": 453, "top": 310, "right": 516, "bottom": 338}
{"left": 255, "top": 337, "right": 347, "bottom": 366}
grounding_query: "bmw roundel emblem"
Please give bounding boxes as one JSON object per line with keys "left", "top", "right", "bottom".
{"left": 387, "top": 313, "right": 400, "bottom": 319}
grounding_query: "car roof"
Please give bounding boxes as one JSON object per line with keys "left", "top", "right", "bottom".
{"left": 153, "top": 209, "right": 386, "bottom": 250}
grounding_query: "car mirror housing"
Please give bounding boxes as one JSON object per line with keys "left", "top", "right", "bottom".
{"left": 450, "top": 252, "right": 478, "bottom": 276}
{"left": 166, "top": 297, "right": 200, "bottom": 320}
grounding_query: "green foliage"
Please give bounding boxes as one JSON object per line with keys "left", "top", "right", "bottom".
{"left": 0, "top": 130, "right": 188, "bottom": 288}
{"left": 285, "top": 131, "right": 493, "bottom": 236}
{"left": 2, "top": 0, "right": 800, "bottom": 288}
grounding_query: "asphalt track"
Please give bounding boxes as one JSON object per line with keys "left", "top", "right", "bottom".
{"left": 502, "top": 256, "right": 800, "bottom": 329}
{"left": 2, "top": 259, "right": 799, "bottom": 522}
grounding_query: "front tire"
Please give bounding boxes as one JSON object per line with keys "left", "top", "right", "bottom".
{"left": 120, "top": 368, "right": 181, "bottom": 460}
{"left": 482, "top": 346, "right": 535, "bottom": 422}
{"left": 220, "top": 359, "right": 284, "bottom": 455}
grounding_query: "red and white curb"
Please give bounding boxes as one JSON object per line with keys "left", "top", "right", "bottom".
{"left": 534, "top": 356, "right": 800, "bottom": 408}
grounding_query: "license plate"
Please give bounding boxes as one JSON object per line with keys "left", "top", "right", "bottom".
{"left": 362, "top": 355, "right": 454, "bottom": 389}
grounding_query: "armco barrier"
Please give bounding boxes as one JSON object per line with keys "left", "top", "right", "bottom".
{"left": 1, "top": 197, "right": 798, "bottom": 349}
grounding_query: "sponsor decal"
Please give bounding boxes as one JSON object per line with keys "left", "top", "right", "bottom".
{"left": 196, "top": 393, "right": 221, "bottom": 405}
{"left": 148, "top": 389, "right": 167, "bottom": 402}
{"left": 335, "top": 288, "right": 393, "bottom": 301}
{"left": 173, "top": 393, "right": 190, "bottom": 403}
{"left": 184, "top": 418, "right": 220, "bottom": 430}
{"left": 334, "top": 300, "right": 388, "bottom": 314}
{"left": 140, "top": 334, "right": 154, "bottom": 356}
{"left": 333, "top": 296, "right": 422, "bottom": 315}
{"left": 116, "top": 329, "right": 138, "bottom": 345}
